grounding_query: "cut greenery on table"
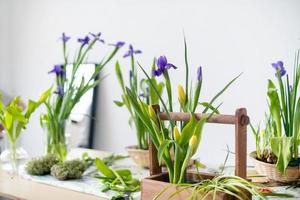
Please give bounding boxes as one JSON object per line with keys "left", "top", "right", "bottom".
{"left": 251, "top": 50, "right": 300, "bottom": 173}
{"left": 126, "top": 38, "right": 240, "bottom": 184}
{"left": 95, "top": 157, "right": 140, "bottom": 198}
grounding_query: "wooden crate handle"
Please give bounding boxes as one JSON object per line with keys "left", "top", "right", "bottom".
{"left": 149, "top": 105, "right": 249, "bottom": 179}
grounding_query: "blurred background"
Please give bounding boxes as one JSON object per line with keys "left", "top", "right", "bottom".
{"left": 0, "top": 0, "right": 300, "bottom": 167}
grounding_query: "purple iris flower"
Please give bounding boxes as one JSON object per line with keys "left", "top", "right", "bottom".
{"left": 48, "top": 64, "right": 66, "bottom": 77}
{"left": 197, "top": 66, "right": 202, "bottom": 81}
{"left": 54, "top": 86, "right": 64, "bottom": 97}
{"left": 77, "top": 36, "right": 90, "bottom": 46}
{"left": 109, "top": 41, "right": 125, "bottom": 48}
{"left": 123, "top": 44, "right": 142, "bottom": 58}
{"left": 271, "top": 61, "right": 286, "bottom": 77}
{"left": 61, "top": 32, "right": 70, "bottom": 43}
{"left": 89, "top": 32, "right": 104, "bottom": 43}
{"left": 152, "top": 56, "right": 177, "bottom": 77}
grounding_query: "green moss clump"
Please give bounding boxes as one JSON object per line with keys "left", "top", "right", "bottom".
{"left": 26, "top": 154, "right": 60, "bottom": 175}
{"left": 51, "top": 159, "right": 86, "bottom": 180}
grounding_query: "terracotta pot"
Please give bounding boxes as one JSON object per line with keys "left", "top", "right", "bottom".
{"left": 249, "top": 151, "right": 300, "bottom": 183}
{"left": 141, "top": 172, "right": 247, "bottom": 200}
{"left": 126, "top": 145, "right": 150, "bottom": 168}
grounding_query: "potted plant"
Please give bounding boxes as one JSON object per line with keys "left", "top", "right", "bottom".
{"left": 114, "top": 45, "right": 165, "bottom": 168}
{"left": 250, "top": 51, "right": 300, "bottom": 182}
{"left": 125, "top": 39, "right": 248, "bottom": 199}
{"left": 41, "top": 32, "right": 124, "bottom": 161}
{"left": 0, "top": 89, "right": 50, "bottom": 174}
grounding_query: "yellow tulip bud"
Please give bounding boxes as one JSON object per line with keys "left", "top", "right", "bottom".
{"left": 173, "top": 126, "right": 181, "bottom": 142}
{"left": 178, "top": 84, "right": 186, "bottom": 106}
{"left": 189, "top": 135, "right": 198, "bottom": 154}
{"left": 148, "top": 105, "right": 157, "bottom": 122}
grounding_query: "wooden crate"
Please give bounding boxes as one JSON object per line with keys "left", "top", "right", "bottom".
{"left": 141, "top": 107, "right": 251, "bottom": 200}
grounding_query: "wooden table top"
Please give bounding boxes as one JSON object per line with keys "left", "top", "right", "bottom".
{"left": 0, "top": 148, "right": 111, "bottom": 200}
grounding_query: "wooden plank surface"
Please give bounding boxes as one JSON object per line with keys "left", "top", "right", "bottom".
{"left": 0, "top": 148, "right": 110, "bottom": 200}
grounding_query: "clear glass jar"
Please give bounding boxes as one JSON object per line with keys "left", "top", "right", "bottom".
{"left": 0, "top": 131, "right": 28, "bottom": 174}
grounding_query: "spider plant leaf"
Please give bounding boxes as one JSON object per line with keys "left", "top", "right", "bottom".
{"left": 270, "top": 137, "right": 293, "bottom": 173}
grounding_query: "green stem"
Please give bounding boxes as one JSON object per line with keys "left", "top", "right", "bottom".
{"left": 173, "top": 146, "right": 181, "bottom": 183}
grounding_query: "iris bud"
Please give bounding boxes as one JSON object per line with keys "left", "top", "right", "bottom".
{"left": 173, "top": 126, "right": 181, "bottom": 142}
{"left": 178, "top": 84, "right": 186, "bottom": 106}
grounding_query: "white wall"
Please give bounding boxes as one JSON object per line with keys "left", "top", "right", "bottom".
{"left": 0, "top": 0, "right": 300, "bottom": 166}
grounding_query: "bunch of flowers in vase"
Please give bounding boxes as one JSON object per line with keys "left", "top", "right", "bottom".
{"left": 41, "top": 32, "right": 124, "bottom": 161}
{"left": 0, "top": 89, "right": 50, "bottom": 173}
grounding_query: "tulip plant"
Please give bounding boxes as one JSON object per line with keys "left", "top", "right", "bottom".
{"left": 125, "top": 38, "right": 239, "bottom": 184}
{"left": 0, "top": 89, "right": 51, "bottom": 171}
{"left": 41, "top": 32, "right": 124, "bottom": 161}
{"left": 114, "top": 45, "right": 164, "bottom": 150}
{"left": 252, "top": 51, "right": 300, "bottom": 173}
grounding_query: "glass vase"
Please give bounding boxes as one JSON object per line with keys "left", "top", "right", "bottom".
{"left": 44, "top": 119, "right": 70, "bottom": 161}
{"left": 0, "top": 132, "right": 29, "bottom": 174}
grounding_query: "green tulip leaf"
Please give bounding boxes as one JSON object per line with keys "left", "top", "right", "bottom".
{"left": 158, "top": 139, "right": 173, "bottom": 165}
{"left": 270, "top": 137, "right": 293, "bottom": 173}
{"left": 179, "top": 114, "right": 197, "bottom": 145}
{"left": 267, "top": 80, "right": 282, "bottom": 137}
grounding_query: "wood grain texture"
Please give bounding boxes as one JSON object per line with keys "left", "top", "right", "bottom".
{"left": 141, "top": 173, "right": 235, "bottom": 200}
{"left": 235, "top": 108, "right": 248, "bottom": 179}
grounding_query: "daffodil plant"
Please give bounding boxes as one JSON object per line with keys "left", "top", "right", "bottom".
{"left": 114, "top": 45, "right": 164, "bottom": 150}
{"left": 253, "top": 51, "right": 300, "bottom": 173}
{"left": 125, "top": 38, "right": 239, "bottom": 184}
{"left": 41, "top": 33, "right": 124, "bottom": 161}
{"left": 0, "top": 89, "right": 51, "bottom": 170}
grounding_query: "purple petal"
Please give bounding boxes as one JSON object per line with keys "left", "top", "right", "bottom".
{"left": 61, "top": 32, "right": 70, "bottom": 43}
{"left": 129, "top": 44, "right": 134, "bottom": 51}
{"left": 54, "top": 86, "right": 64, "bottom": 97}
{"left": 109, "top": 41, "right": 125, "bottom": 48}
{"left": 153, "top": 69, "right": 163, "bottom": 77}
{"left": 197, "top": 66, "right": 202, "bottom": 81}
{"left": 277, "top": 61, "right": 284, "bottom": 68}
{"left": 165, "top": 63, "right": 177, "bottom": 69}
{"left": 77, "top": 36, "right": 90, "bottom": 45}
{"left": 123, "top": 51, "right": 131, "bottom": 58}
{"left": 157, "top": 56, "right": 168, "bottom": 68}
{"left": 134, "top": 50, "right": 142, "bottom": 54}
